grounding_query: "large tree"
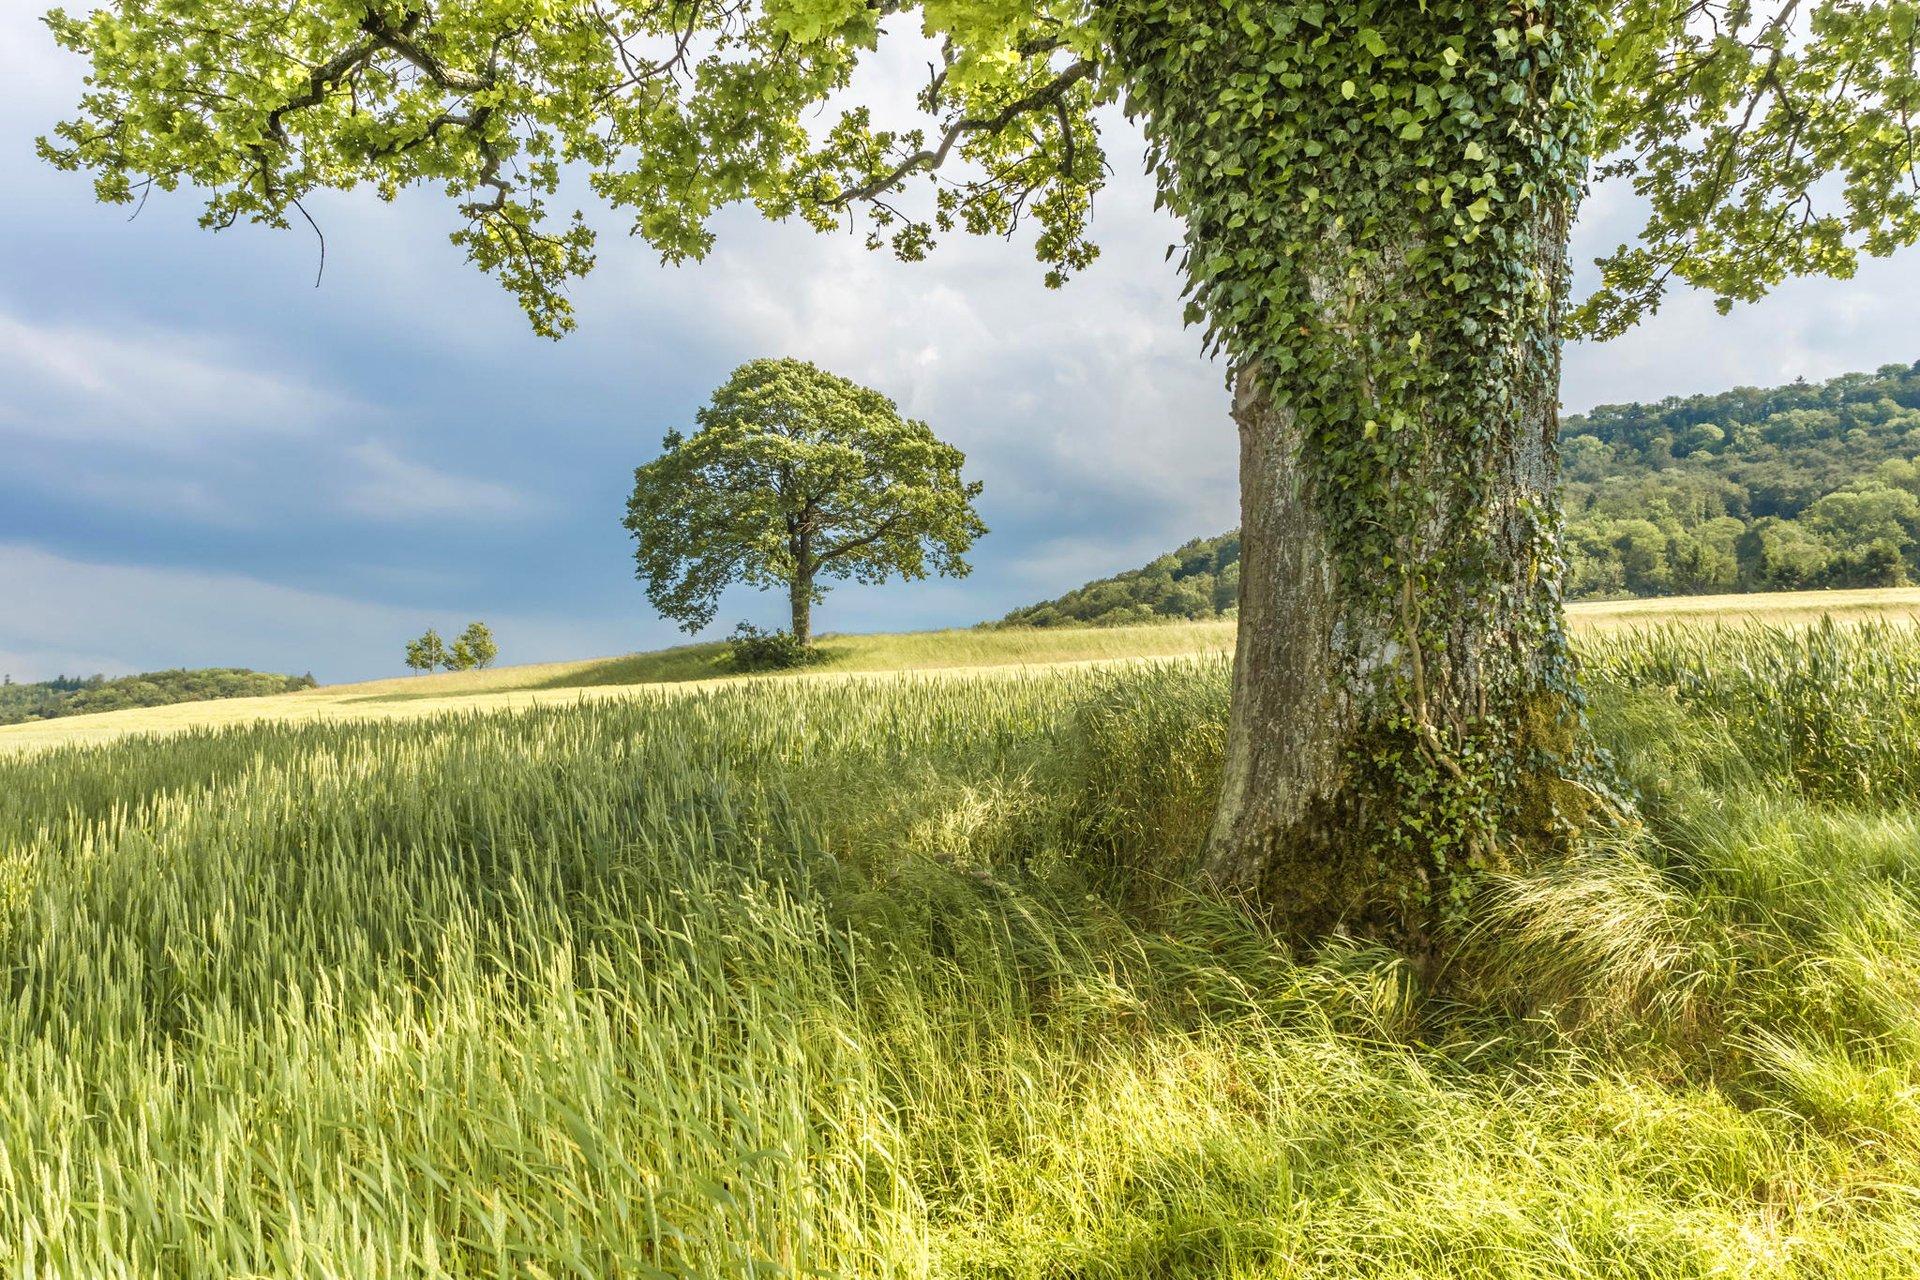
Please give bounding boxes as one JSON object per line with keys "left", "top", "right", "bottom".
{"left": 42, "top": 0, "right": 1920, "bottom": 947}
{"left": 625, "top": 358, "right": 986, "bottom": 645}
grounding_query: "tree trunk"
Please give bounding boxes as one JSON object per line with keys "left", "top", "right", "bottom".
{"left": 1202, "top": 208, "right": 1590, "bottom": 955}
{"left": 1096, "top": 1, "right": 1609, "bottom": 951}
{"left": 790, "top": 575, "right": 813, "bottom": 646}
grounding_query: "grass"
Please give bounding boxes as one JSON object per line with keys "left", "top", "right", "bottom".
{"left": 6, "top": 587, "right": 1918, "bottom": 757}
{"left": 4, "top": 617, "right": 1920, "bottom": 1273}
{"left": 1568, "top": 585, "right": 1920, "bottom": 631}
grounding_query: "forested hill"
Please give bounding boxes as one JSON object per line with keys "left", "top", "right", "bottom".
{"left": 996, "top": 360, "right": 1920, "bottom": 627}
{"left": 0, "top": 668, "right": 317, "bottom": 726}
{"left": 998, "top": 532, "right": 1242, "bottom": 628}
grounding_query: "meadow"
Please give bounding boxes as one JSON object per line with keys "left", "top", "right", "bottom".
{"left": 4, "top": 587, "right": 1918, "bottom": 757}
{"left": 3, "top": 608, "right": 1920, "bottom": 1275}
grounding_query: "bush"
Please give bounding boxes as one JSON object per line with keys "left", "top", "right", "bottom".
{"left": 725, "top": 622, "right": 825, "bottom": 673}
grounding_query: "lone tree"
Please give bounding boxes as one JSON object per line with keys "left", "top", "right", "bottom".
{"left": 42, "top": 1, "right": 1920, "bottom": 947}
{"left": 625, "top": 359, "right": 986, "bottom": 646}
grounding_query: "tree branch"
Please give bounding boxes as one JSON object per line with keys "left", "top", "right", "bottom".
{"left": 830, "top": 58, "right": 1095, "bottom": 205}
{"left": 817, "top": 513, "right": 907, "bottom": 561}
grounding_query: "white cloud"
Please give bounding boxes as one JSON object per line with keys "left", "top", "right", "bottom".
{"left": 0, "top": 309, "right": 364, "bottom": 450}
{"left": 0, "top": 543, "right": 647, "bottom": 684}
{"left": 340, "top": 440, "right": 534, "bottom": 521}
{"left": 583, "top": 121, "right": 1238, "bottom": 583}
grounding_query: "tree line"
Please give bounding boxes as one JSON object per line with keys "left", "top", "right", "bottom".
{"left": 1562, "top": 360, "right": 1920, "bottom": 595}
{"left": 998, "top": 360, "right": 1920, "bottom": 628}
{"left": 0, "top": 669, "right": 316, "bottom": 726}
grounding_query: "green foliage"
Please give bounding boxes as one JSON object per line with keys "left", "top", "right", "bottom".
{"left": 403, "top": 627, "right": 448, "bottom": 675}
{"left": 0, "top": 668, "right": 315, "bottom": 727}
{"left": 724, "top": 622, "right": 826, "bottom": 673}
{"left": 35, "top": 0, "right": 1108, "bottom": 335}
{"left": 1562, "top": 360, "right": 1920, "bottom": 596}
{"left": 1583, "top": 2, "right": 1920, "bottom": 337}
{"left": 447, "top": 621, "right": 500, "bottom": 672}
{"left": 625, "top": 358, "right": 986, "bottom": 640}
{"left": 6, "top": 627, "right": 1920, "bottom": 1270}
{"left": 996, "top": 532, "right": 1240, "bottom": 628}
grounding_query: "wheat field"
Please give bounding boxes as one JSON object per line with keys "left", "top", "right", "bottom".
{"left": 7, "top": 589, "right": 1919, "bottom": 757}
{"left": 2, "top": 617, "right": 1920, "bottom": 1273}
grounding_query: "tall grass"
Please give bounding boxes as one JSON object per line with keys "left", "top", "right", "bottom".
{"left": 2, "top": 629, "right": 1920, "bottom": 1275}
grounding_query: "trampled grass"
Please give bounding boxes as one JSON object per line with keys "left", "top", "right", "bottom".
{"left": 4, "top": 620, "right": 1920, "bottom": 1273}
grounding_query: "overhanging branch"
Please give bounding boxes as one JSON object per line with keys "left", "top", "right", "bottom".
{"left": 830, "top": 58, "right": 1096, "bottom": 205}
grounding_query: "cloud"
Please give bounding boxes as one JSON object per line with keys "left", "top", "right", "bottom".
{"left": 0, "top": 309, "right": 363, "bottom": 451}
{"left": 0, "top": 543, "right": 643, "bottom": 684}
{"left": 339, "top": 440, "right": 534, "bottom": 521}
{"left": 585, "top": 126, "right": 1239, "bottom": 578}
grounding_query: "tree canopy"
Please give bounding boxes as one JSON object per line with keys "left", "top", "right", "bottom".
{"left": 625, "top": 358, "right": 985, "bottom": 644}
{"left": 37, "top": 2, "right": 1916, "bottom": 340}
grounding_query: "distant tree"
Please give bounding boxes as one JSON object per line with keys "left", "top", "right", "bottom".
{"left": 625, "top": 359, "right": 986, "bottom": 646}
{"left": 404, "top": 628, "right": 447, "bottom": 675}
{"left": 449, "top": 640, "right": 476, "bottom": 672}
{"left": 1804, "top": 484, "right": 1920, "bottom": 567}
{"left": 458, "top": 622, "right": 499, "bottom": 670}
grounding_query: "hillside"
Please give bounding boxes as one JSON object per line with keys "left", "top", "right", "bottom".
{"left": 997, "top": 360, "right": 1920, "bottom": 626}
{"left": 0, "top": 667, "right": 316, "bottom": 726}
{"left": 7, "top": 590, "right": 1920, "bottom": 756}
{"left": 998, "top": 531, "right": 1243, "bottom": 628}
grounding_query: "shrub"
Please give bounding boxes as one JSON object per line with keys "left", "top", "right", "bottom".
{"left": 725, "top": 622, "right": 825, "bottom": 673}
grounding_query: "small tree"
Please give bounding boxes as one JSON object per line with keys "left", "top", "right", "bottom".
{"left": 404, "top": 628, "right": 447, "bottom": 675}
{"left": 625, "top": 359, "right": 986, "bottom": 645}
{"left": 457, "top": 622, "right": 499, "bottom": 669}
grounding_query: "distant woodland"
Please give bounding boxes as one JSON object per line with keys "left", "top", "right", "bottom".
{"left": 998, "top": 361, "right": 1920, "bottom": 628}
{"left": 0, "top": 669, "right": 316, "bottom": 726}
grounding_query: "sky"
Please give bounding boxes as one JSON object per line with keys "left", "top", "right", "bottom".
{"left": 3, "top": 10, "right": 1918, "bottom": 685}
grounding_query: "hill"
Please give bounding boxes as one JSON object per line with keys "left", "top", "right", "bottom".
{"left": 0, "top": 667, "right": 316, "bottom": 726}
{"left": 998, "top": 531, "right": 1243, "bottom": 628}
{"left": 6, "top": 590, "right": 1920, "bottom": 756}
{"left": 997, "top": 360, "right": 1920, "bottom": 626}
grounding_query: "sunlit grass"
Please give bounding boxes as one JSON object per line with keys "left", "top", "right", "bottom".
{"left": 4, "top": 621, "right": 1920, "bottom": 1273}
{"left": 9, "top": 588, "right": 1919, "bottom": 757}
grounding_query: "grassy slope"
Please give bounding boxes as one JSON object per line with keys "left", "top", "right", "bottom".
{"left": 4, "top": 622, "right": 1920, "bottom": 1273}
{"left": 5, "top": 588, "right": 1919, "bottom": 756}
{"left": 0, "top": 620, "right": 1238, "bottom": 755}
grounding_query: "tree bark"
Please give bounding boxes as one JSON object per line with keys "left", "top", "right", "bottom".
{"left": 790, "top": 574, "right": 813, "bottom": 646}
{"left": 1203, "top": 207, "right": 1587, "bottom": 954}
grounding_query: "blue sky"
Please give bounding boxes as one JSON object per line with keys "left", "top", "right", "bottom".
{"left": 4, "top": 9, "right": 1918, "bottom": 684}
